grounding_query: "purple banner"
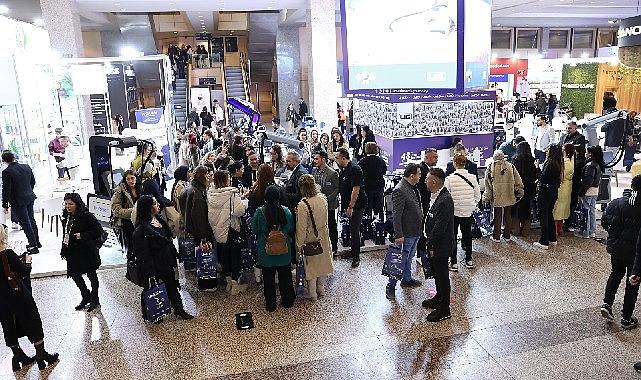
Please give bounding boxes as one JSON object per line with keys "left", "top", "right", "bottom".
{"left": 377, "top": 133, "right": 495, "bottom": 170}
{"left": 352, "top": 90, "right": 496, "bottom": 104}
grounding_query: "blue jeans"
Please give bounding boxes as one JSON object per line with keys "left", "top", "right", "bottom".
{"left": 388, "top": 236, "right": 419, "bottom": 287}
{"left": 12, "top": 202, "right": 40, "bottom": 247}
{"left": 581, "top": 196, "right": 597, "bottom": 237}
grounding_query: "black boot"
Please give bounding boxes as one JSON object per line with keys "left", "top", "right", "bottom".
{"left": 10, "top": 345, "right": 34, "bottom": 372}
{"left": 174, "top": 305, "right": 194, "bottom": 320}
{"left": 86, "top": 290, "right": 100, "bottom": 312}
{"left": 34, "top": 341, "right": 59, "bottom": 371}
{"left": 75, "top": 291, "right": 90, "bottom": 311}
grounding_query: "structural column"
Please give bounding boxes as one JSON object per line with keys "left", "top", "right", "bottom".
{"left": 276, "top": 26, "right": 302, "bottom": 122}
{"left": 307, "top": 0, "right": 337, "bottom": 129}
{"left": 40, "top": 0, "right": 84, "bottom": 58}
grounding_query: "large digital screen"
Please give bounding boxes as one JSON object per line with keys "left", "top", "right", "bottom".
{"left": 342, "top": 0, "right": 460, "bottom": 91}
{"left": 463, "top": 0, "right": 491, "bottom": 90}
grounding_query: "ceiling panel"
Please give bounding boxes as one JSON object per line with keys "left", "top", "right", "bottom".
{"left": 76, "top": 0, "right": 304, "bottom": 13}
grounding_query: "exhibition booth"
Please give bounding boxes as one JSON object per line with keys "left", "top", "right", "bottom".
{"left": 340, "top": 0, "right": 494, "bottom": 170}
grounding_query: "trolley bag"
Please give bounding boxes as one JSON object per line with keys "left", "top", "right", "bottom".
{"left": 239, "top": 247, "right": 257, "bottom": 274}
{"left": 142, "top": 279, "right": 171, "bottom": 323}
{"left": 178, "top": 237, "right": 197, "bottom": 271}
{"left": 418, "top": 249, "right": 433, "bottom": 279}
{"left": 471, "top": 207, "right": 492, "bottom": 238}
{"left": 195, "top": 243, "right": 218, "bottom": 290}
{"left": 381, "top": 244, "right": 405, "bottom": 280}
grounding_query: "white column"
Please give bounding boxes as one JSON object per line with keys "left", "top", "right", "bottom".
{"left": 40, "top": 0, "right": 84, "bottom": 58}
{"left": 307, "top": 0, "right": 337, "bottom": 130}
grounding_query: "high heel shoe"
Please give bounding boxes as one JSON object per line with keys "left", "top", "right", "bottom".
{"left": 36, "top": 352, "right": 59, "bottom": 370}
{"left": 11, "top": 353, "right": 35, "bottom": 372}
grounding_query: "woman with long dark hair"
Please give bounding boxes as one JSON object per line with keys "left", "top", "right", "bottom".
{"left": 251, "top": 185, "right": 295, "bottom": 311}
{"left": 575, "top": 145, "right": 605, "bottom": 239}
{"left": 61, "top": 193, "right": 105, "bottom": 311}
{"left": 183, "top": 166, "right": 213, "bottom": 243}
{"left": 0, "top": 226, "right": 59, "bottom": 371}
{"left": 534, "top": 144, "right": 563, "bottom": 250}
{"left": 511, "top": 141, "right": 540, "bottom": 236}
{"left": 330, "top": 130, "right": 348, "bottom": 162}
{"left": 111, "top": 169, "right": 140, "bottom": 254}
{"left": 133, "top": 195, "right": 194, "bottom": 321}
{"left": 270, "top": 144, "right": 286, "bottom": 177}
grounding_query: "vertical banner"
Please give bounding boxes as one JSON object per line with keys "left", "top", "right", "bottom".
{"left": 106, "top": 63, "right": 129, "bottom": 129}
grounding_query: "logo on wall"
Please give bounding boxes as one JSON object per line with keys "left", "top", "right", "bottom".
{"left": 400, "top": 151, "right": 421, "bottom": 167}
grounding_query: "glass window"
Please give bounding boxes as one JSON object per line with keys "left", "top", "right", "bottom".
{"left": 573, "top": 30, "right": 594, "bottom": 49}
{"left": 598, "top": 29, "right": 618, "bottom": 47}
{"left": 516, "top": 29, "right": 538, "bottom": 49}
{"left": 491, "top": 29, "right": 512, "bottom": 49}
{"left": 548, "top": 30, "right": 569, "bottom": 49}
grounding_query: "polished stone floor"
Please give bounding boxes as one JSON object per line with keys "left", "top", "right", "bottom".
{"left": 1, "top": 230, "right": 640, "bottom": 380}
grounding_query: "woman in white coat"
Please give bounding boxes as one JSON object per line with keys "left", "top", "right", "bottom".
{"left": 444, "top": 153, "right": 481, "bottom": 271}
{"left": 295, "top": 175, "right": 334, "bottom": 300}
{"left": 207, "top": 170, "right": 248, "bottom": 294}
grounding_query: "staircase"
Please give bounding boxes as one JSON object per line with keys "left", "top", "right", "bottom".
{"left": 225, "top": 66, "right": 247, "bottom": 124}
{"left": 174, "top": 78, "right": 188, "bottom": 129}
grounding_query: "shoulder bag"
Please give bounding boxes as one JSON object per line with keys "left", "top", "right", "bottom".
{"left": 301, "top": 199, "right": 323, "bottom": 256}
{"left": 1, "top": 250, "right": 22, "bottom": 292}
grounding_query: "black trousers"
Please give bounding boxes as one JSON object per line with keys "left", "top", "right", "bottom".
{"left": 604, "top": 257, "right": 640, "bottom": 320}
{"left": 262, "top": 265, "right": 295, "bottom": 311}
{"left": 431, "top": 256, "right": 451, "bottom": 312}
{"left": 365, "top": 188, "right": 384, "bottom": 220}
{"left": 218, "top": 237, "right": 241, "bottom": 280}
{"left": 451, "top": 216, "right": 472, "bottom": 264}
{"left": 71, "top": 270, "right": 99, "bottom": 299}
{"left": 537, "top": 189, "right": 558, "bottom": 245}
{"left": 349, "top": 208, "right": 364, "bottom": 262}
{"left": 121, "top": 219, "right": 134, "bottom": 255}
{"left": 328, "top": 208, "right": 338, "bottom": 253}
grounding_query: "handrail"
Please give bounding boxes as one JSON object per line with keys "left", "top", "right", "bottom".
{"left": 239, "top": 52, "right": 251, "bottom": 101}
{"left": 221, "top": 53, "right": 229, "bottom": 127}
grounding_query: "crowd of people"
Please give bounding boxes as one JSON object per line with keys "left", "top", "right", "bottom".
{"left": 3, "top": 102, "right": 641, "bottom": 371}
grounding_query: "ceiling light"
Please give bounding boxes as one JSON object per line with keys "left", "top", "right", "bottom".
{"left": 0, "top": 5, "right": 9, "bottom": 14}
{"left": 496, "top": 23, "right": 501, "bottom": 26}
{"left": 114, "top": 3, "right": 120, "bottom": 6}
{"left": 33, "top": 18, "right": 44, "bottom": 26}
{"left": 120, "top": 8, "right": 126, "bottom": 12}
{"left": 198, "top": 15, "right": 203, "bottom": 18}
{"left": 173, "top": 31, "right": 178, "bottom": 34}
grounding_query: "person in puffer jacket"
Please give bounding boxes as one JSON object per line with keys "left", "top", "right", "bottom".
{"left": 601, "top": 175, "right": 641, "bottom": 329}
{"left": 483, "top": 150, "right": 524, "bottom": 242}
{"left": 444, "top": 153, "right": 481, "bottom": 271}
{"left": 207, "top": 170, "right": 248, "bottom": 294}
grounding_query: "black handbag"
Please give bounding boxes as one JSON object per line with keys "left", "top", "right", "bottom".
{"left": 301, "top": 199, "right": 323, "bottom": 256}
{"left": 125, "top": 255, "right": 144, "bottom": 287}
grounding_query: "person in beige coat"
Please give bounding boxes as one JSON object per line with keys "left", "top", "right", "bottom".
{"left": 295, "top": 174, "right": 334, "bottom": 300}
{"left": 483, "top": 150, "right": 525, "bottom": 242}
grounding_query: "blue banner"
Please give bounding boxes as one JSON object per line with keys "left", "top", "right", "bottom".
{"left": 135, "top": 108, "right": 164, "bottom": 124}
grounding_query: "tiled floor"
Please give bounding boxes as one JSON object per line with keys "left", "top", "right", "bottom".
{"left": 1, "top": 228, "right": 640, "bottom": 380}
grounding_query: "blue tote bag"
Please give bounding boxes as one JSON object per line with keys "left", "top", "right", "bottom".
{"left": 142, "top": 279, "right": 171, "bottom": 323}
{"left": 381, "top": 244, "right": 405, "bottom": 280}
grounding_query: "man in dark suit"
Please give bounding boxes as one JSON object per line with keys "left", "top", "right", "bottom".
{"left": 421, "top": 167, "right": 454, "bottom": 322}
{"left": 418, "top": 148, "right": 438, "bottom": 213}
{"left": 297, "top": 98, "right": 309, "bottom": 121}
{"left": 284, "top": 150, "right": 308, "bottom": 209}
{"left": 445, "top": 144, "right": 479, "bottom": 180}
{"left": 1, "top": 151, "right": 40, "bottom": 253}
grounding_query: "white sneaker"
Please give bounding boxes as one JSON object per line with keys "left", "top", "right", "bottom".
{"left": 465, "top": 260, "right": 475, "bottom": 269}
{"left": 533, "top": 242, "right": 549, "bottom": 250}
{"left": 490, "top": 237, "right": 501, "bottom": 243}
{"left": 590, "top": 233, "right": 597, "bottom": 238}
{"left": 448, "top": 263, "right": 459, "bottom": 272}
{"left": 549, "top": 241, "right": 558, "bottom": 246}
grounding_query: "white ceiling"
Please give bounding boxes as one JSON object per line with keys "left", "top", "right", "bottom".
{"left": 492, "top": 0, "right": 641, "bottom": 27}
{"left": 75, "top": 0, "right": 305, "bottom": 13}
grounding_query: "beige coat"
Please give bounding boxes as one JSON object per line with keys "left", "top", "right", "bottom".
{"left": 483, "top": 151, "right": 524, "bottom": 207}
{"left": 296, "top": 194, "right": 334, "bottom": 280}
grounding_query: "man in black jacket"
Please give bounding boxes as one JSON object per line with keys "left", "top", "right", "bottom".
{"left": 284, "top": 150, "right": 308, "bottom": 209}
{"left": 418, "top": 148, "right": 438, "bottom": 213}
{"left": 604, "top": 175, "right": 641, "bottom": 328}
{"left": 560, "top": 121, "right": 587, "bottom": 149}
{"left": 358, "top": 142, "right": 387, "bottom": 220}
{"left": 1, "top": 151, "right": 40, "bottom": 253}
{"left": 420, "top": 168, "right": 454, "bottom": 322}
{"left": 445, "top": 144, "right": 478, "bottom": 179}
{"left": 336, "top": 148, "right": 367, "bottom": 268}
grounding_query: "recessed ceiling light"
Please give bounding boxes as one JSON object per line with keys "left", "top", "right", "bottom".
{"left": 114, "top": 3, "right": 120, "bottom": 5}
{"left": 198, "top": 15, "right": 203, "bottom": 18}
{"left": 120, "top": 8, "right": 126, "bottom": 12}
{"left": 173, "top": 31, "right": 178, "bottom": 34}
{"left": 496, "top": 23, "right": 501, "bottom": 26}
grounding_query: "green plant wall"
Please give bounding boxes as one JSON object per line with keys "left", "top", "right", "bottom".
{"left": 560, "top": 63, "right": 598, "bottom": 119}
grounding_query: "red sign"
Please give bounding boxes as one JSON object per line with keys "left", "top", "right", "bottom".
{"left": 490, "top": 58, "right": 529, "bottom": 92}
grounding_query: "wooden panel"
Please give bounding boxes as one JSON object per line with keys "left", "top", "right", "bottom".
{"left": 225, "top": 53, "right": 240, "bottom": 66}
{"left": 595, "top": 63, "right": 641, "bottom": 114}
